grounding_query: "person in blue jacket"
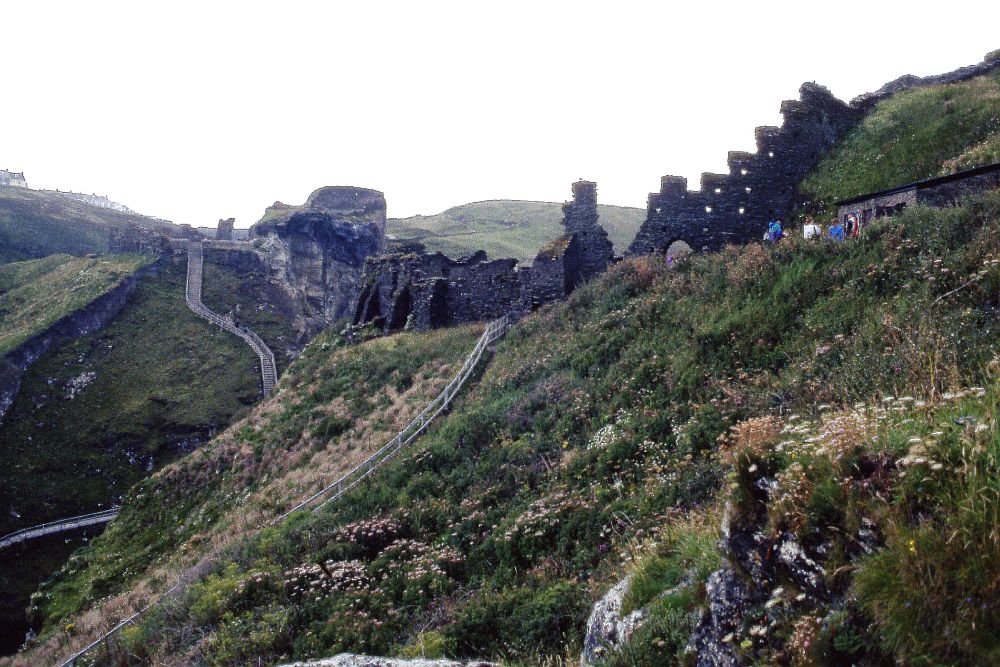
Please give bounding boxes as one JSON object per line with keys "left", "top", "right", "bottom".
{"left": 767, "top": 219, "right": 783, "bottom": 243}
{"left": 829, "top": 217, "right": 845, "bottom": 241}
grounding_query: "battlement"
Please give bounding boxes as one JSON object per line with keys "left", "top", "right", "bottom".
{"left": 628, "top": 79, "right": 863, "bottom": 256}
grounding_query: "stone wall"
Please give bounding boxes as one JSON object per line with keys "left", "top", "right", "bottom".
{"left": 354, "top": 181, "right": 610, "bottom": 332}
{"left": 837, "top": 163, "right": 1000, "bottom": 224}
{"left": 628, "top": 51, "right": 1000, "bottom": 258}
{"left": 627, "top": 83, "right": 863, "bottom": 256}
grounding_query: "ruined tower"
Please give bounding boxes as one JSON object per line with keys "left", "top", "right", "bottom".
{"left": 561, "top": 180, "right": 613, "bottom": 282}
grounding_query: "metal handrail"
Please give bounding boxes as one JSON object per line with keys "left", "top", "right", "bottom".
{"left": 0, "top": 509, "right": 119, "bottom": 551}
{"left": 58, "top": 313, "right": 512, "bottom": 666}
{"left": 185, "top": 242, "right": 278, "bottom": 393}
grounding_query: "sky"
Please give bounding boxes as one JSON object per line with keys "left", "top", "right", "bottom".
{"left": 3, "top": 1, "right": 999, "bottom": 227}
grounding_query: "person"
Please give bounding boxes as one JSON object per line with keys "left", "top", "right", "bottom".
{"left": 666, "top": 254, "right": 674, "bottom": 268}
{"left": 847, "top": 213, "right": 861, "bottom": 239}
{"left": 828, "top": 217, "right": 844, "bottom": 241}
{"left": 767, "top": 219, "right": 783, "bottom": 243}
{"left": 802, "top": 216, "right": 821, "bottom": 240}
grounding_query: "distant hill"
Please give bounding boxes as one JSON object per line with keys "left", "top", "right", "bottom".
{"left": 387, "top": 200, "right": 645, "bottom": 262}
{"left": 0, "top": 187, "right": 186, "bottom": 264}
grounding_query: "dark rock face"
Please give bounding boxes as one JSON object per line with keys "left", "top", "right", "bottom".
{"left": 216, "top": 217, "right": 235, "bottom": 241}
{"left": 628, "top": 83, "right": 863, "bottom": 256}
{"left": 251, "top": 186, "right": 387, "bottom": 337}
{"left": 0, "top": 260, "right": 162, "bottom": 422}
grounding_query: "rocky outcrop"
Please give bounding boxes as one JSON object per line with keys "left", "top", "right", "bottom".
{"left": 278, "top": 655, "right": 498, "bottom": 667}
{"left": 0, "top": 260, "right": 162, "bottom": 422}
{"left": 580, "top": 575, "right": 646, "bottom": 666}
{"left": 250, "top": 186, "right": 387, "bottom": 339}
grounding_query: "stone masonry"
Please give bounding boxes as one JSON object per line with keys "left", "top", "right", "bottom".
{"left": 354, "top": 180, "right": 611, "bottom": 332}
{"left": 627, "top": 51, "right": 1000, "bottom": 258}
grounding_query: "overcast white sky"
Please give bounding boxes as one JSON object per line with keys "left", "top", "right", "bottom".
{"left": 3, "top": 1, "right": 998, "bottom": 227}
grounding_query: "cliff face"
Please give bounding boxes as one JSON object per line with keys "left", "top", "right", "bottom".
{"left": 250, "top": 186, "right": 386, "bottom": 340}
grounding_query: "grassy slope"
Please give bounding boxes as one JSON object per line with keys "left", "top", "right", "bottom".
{"left": 0, "top": 256, "right": 260, "bottom": 536}
{"left": 18, "top": 194, "right": 1000, "bottom": 666}
{"left": 200, "top": 259, "right": 299, "bottom": 374}
{"left": 0, "top": 188, "right": 177, "bottom": 264}
{"left": 0, "top": 253, "right": 151, "bottom": 355}
{"left": 16, "top": 324, "right": 479, "bottom": 663}
{"left": 801, "top": 70, "right": 1000, "bottom": 213}
{"left": 387, "top": 200, "right": 644, "bottom": 262}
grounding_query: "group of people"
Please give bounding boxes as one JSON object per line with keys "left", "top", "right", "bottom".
{"left": 766, "top": 213, "right": 864, "bottom": 244}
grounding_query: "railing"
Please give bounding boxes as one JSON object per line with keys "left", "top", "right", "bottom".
{"left": 185, "top": 242, "right": 278, "bottom": 394}
{"left": 0, "top": 509, "right": 119, "bottom": 551}
{"left": 58, "top": 314, "right": 512, "bottom": 666}
{"left": 278, "top": 314, "right": 511, "bottom": 519}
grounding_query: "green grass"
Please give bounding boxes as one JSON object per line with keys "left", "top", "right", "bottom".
{"left": 0, "top": 256, "right": 260, "bottom": 536}
{"left": 0, "top": 253, "right": 150, "bottom": 355}
{"left": 387, "top": 200, "right": 644, "bottom": 262}
{"left": 21, "top": 192, "right": 1000, "bottom": 666}
{"left": 802, "top": 70, "right": 1000, "bottom": 213}
{"left": 200, "top": 257, "right": 299, "bottom": 374}
{"left": 0, "top": 187, "right": 182, "bottom": 264}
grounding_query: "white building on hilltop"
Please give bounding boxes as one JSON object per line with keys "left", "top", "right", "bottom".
{"left": 0, "top": 170, "right": 28, "bottom": 188}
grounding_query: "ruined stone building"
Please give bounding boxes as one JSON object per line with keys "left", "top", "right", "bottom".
{"left": 836, "top": 162, "right": 1000, "bottom": 224}
{"left": 354, "top": 180, "right": 614, "bottom": 332}
{"left": 627, "top": 51, "right": 1000, "bottom": 257}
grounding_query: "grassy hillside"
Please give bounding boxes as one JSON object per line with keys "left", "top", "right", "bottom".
{"left": 0, "top": 188, "right": 180, "bottom": 264}
{"left": 17, "top": 193, "right": 1000, "bottom": 666}
{"left": 387, "top": 200, "right": 644, "bottom": 262}
{"left": 0, "top": 257, "right": 261, "bottom": 536}
{"left": 201, "top": 258, "right": 299, "bottom": 374}
{"left": 0, "top": 253, "right": 151, "bottom": 356}
{"left": 802, "top": 70, "right": 1000, "bottom": 212}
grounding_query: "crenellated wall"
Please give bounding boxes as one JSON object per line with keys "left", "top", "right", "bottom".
{"left": 627, "top": 51, "right": 1000, "bottom": 257}
{"left": 627, "top": 83, "right": 863, "bottom": 256}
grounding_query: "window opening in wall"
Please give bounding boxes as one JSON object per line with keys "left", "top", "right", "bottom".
{"left": 739, "top": 207, "right": 745, "bottom": 214}
{"left": 705, "top": 206, "right": 712, "bottom": 213}
{"left": 745, "top": 187, "right": 752, "bottom": 193}
{"left": 768, "top": 151, "right": 774, "bottom": 158}
{"left": 740, "top": 169, "right": 748, "bottom": 175}
{"left": 655, "top": 207, "right": 662, "bottom": 214}
{"left": 714, "top": 187, "right": 722, "bottom": 194}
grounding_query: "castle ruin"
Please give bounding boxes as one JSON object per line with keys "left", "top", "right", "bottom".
{"left": 354, "top": 180, "right": 613, "bottom": 332}
{"left": 216, "top": 217, "right": 236, "bottom": 241}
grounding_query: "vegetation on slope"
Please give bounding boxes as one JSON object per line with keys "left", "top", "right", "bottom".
{"left": 18, "top": 192, "right": 1000, "bottom": 666}
{"left": 0, "top": 257, "right": 260, "bottom": 536}
{"left": 387, "top": 200, "right": 644, "bottom": 262}
{"left": 200, "top": 258, "right": 299, "bottom": 374}
{"left": 0, "top": 254, "right": 151, "bottom": 355}
{"left": 17, "top": 324, "right": 479, "bottom": 665}
{"left": 802, "top": 70, "right": 1000, "bottom": 211}
{"left": 0, "top": 188, "right": 178, "bottom": 264}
